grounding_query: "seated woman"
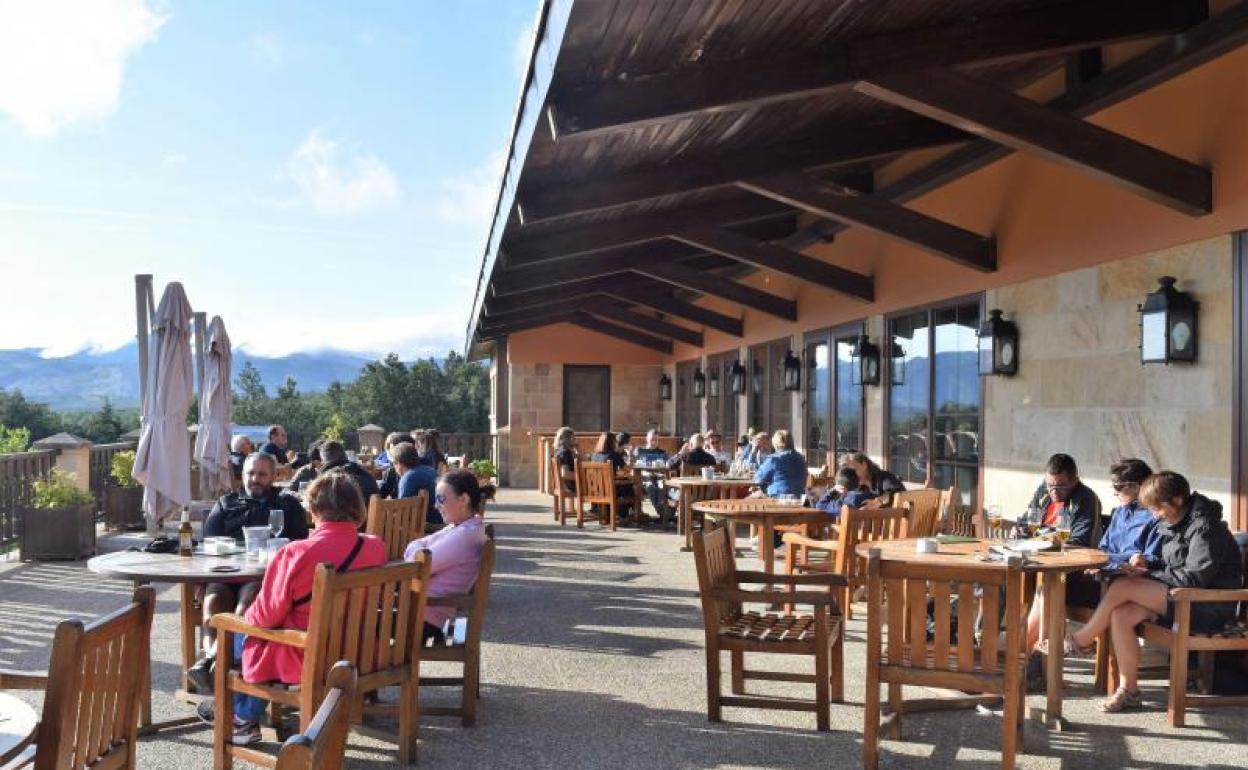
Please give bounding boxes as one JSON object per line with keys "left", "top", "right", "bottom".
{"left": 590, "top": 431, "right": 637, "bottom": 517}
{"left": 753, "top": 429, "right": 807, "bottom": 498}
{"left": 1049, "top": 471, "right": 1243, "bottom": 712}
{"left": 288, "top": 439, "right": 323, "bottom": 490}
{"left": 552, "top": 426, "right": 578, "bottom": 493}
{"left": 199, "top": 471, "right": 387, "bottom": 746}
{"left": 403, "top": 469, "right": 491, "bottom": 643}
{"left": 813, "top": 466, "right": 875, "bottom": 519}
{"left": 838, "top": 451, "right": 904, "bottom": 502}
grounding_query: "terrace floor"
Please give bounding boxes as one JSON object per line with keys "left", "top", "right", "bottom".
{"left": 2, "top": 488, "right": 1246, "bottom": 769}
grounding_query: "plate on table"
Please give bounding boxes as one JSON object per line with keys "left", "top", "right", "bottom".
{"left": 1002, "top": 538, "right": 1055, "bottom": 553}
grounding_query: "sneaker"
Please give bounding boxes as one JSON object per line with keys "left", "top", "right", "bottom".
{"left": 231, "top": 719, "right": 262, "bottom": 746}
{"left": 196, "top": 700, "right": 215, "bottom": 726}
{"left": 187, "top": 654, "right": 214, "bottom": 695}
{"left": 1101, "top": 686, "right": 1143, "bottom": 713}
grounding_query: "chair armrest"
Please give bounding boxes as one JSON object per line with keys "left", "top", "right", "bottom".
{"left": 780, "top": 532, "right": 838, "bottom": 550}
{"left": 1170, "top": 587, "right": 1248, "bottom": 603}
{"left": 427, "top": 594, "right": 473, "bottom": 610}
{"left": 209, "top": 613, "right": 308, "bottom": 648}
{"left": 0, "top": 670, "right": 48, "bottom": 690}
{"left": 735, "top": 570, "right": 848, "bottom": 587}
{"left": 708, "top": 587, "right": 840, "bottom": 607}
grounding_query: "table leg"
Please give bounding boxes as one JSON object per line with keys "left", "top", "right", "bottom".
{"left": 179, "top": 583, "right": 198, "bottom": 693}
{"left": 134, "top": 580, "right": 208, "bottom": 736}
{"left": 135, "top": 579, "right": 153, "bottom": 731}
{"left": 761, "top": 520, "right": 775, "bottom": 578}
{"left": 1039, "top": 572, "right": 1069, "bottom": 731}
{"left": 681, "top": 495, "right": 693, "bottom": 552}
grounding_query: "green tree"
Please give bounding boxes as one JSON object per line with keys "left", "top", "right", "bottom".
{"left": 0, "top": 424, "right": 31, "bottom": 454}
{"left": 0, "top": 388, "right": 61, "bottom": 441}
{"left": 233, "top": 362, "right": 268, "bottom": 425}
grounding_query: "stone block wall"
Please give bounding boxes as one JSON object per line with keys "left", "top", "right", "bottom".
{"left": 610, "top": 364, "right": 665, "bottom": 433}
{"left": 503, "top": 363, "right": 564, "bottom": 488}
{"left": 982, "top": 235, "right": 1233, "bottom": 512}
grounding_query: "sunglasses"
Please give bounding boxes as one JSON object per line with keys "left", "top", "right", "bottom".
{"left": 435, "top": 494, "right": 446, "bottom": 506}
{"left": 1045, "top": 483, "right": 1074, "bottom": 492}
{"left": 1112, "top": 481, "right": 1138, "bottom": 492}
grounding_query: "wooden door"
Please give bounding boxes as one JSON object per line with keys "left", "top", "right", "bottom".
{"left": 563, "top": 365, "right": 611, "bottom": 432}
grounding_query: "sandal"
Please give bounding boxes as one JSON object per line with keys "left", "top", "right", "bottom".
{"left": 1036, "top": 632, "right": 1093, "bottom": 658}
{"left": 1101, "top": 686, "right": 1143, "bottom": 713}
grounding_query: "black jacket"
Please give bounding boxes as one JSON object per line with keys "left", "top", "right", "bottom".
{"left": 1023, "top": 481, "right": 1103, "bottom": 547}
{"left": 321, "top": 459, "right": 380, "bottom": 500}
{"left": 378, "top": 466, "right": 400, "bottom": 499}
{"left": 867, "top": 467, "right": 905, "bottom": 498}
{"left": 1147, "top": 493, "right": 1243, "bottom": 631}
{"left": 204, "top": 488, "right": 308, "bottom": 542}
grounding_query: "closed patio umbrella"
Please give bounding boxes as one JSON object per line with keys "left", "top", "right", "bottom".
{"left": 194, "top": 315, "right": 232, "bottom": 499}
{"left": 132, "top": 282, "right": 194, "bottom": 534}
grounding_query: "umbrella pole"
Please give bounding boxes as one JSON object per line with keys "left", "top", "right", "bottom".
{"left": 135, "top": 274, "right": 153, "bottom": 409}
{"left": 193, "top": 311, "right": 207, "bottom": 405}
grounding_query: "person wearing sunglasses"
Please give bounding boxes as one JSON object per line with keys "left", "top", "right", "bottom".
{"left": 1017, "top": 453, "right": 1103, "bottom": 547}
{"left": 403, "top": 469, "right": 493, "bottom": 644}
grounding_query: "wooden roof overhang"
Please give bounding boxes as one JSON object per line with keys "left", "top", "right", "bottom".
{"left": 467, "top": 0, "right": 1248, "bottom": 358}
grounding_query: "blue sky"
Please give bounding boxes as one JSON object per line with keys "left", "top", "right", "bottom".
{"left": 0, "top": 0, "right": 534, "bottom": 357}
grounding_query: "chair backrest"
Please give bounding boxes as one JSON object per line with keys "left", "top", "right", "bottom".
{"left": 275, "top": 661, "right": 357, "bottom": 770}
{"left": 866, "top": 550, "right": 1022, "bottom": 685}
{"left": 301, "top": 556, "right": 430, "bottom": 716}
{"left": 274, "top": 465, "right": 294, "bottom": 481}
{"left": 33, "top": 586, "right": 155, "bottom": 770}
{"left": 692, "top": 526, "right": 740, "bottom": 627}
{"left": 459, "top": 525, "right": 497, "bottom": 649}
{"left": 935, "top": 485, "right": 961, "bottom": 532}
{"left": 834, "top": 506, "right": 909, "bottom": 585}
{"left": 679, "top": 461, "right": 716, "bottom": 477}
{"left": 575, "top": 460, "right": 615, "bottom": 503}
{"left": 366, "top": 492, "right": 428, "bottom": 560}
{"left": 895, "top": 488, "right": 943, "bottom": 538}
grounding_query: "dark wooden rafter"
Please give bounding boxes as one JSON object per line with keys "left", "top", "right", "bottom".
{"left": 479, "top": 296, "right": 589, "bottom": 328}
{"left": 582, "top": 302, "right": 704, "bottom": 347}
{"left": 738, "top": 172, "right": 996, "bottom": 272}
{"left": 518, "top": 119, "right": 950, "bottom": 223}
{"left": 855, "top": 68, "right": 1212, "bottom": 215}
{"left": 478, "top": 312, "right": 576, "bottom": 338}
{"left": 671, "top": 225, "right": 873, "bottom": 302}
{"left": 484, "top": 276, "right": 639, "bottom": 316}
{"left": 605, "top": 284, "right": 743, "bottom": 337}
{"left": 634, "top": 263, "right": 796, "bottom": 321}
{"left": 546, "top": 0, "right": 1207, "bottom": 138}
{"left": 566, "top": 312, "right": 672, "bottom": 354}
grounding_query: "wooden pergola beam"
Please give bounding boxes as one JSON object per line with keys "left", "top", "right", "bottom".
{"left": 484, "top": 277, "right": 641, "bottom": 316}
{"left": 672, "top": 226, "right": 874, "bottom": 302}
{"left": 605, "top": 284, "right": 744, "bottom": 337}
{"left": 584, "top": 302, "right": 704, "bottom": 347}
{"left": 477, "top": 312, "right": 577, "bottom": 339}
{"left": 547, "top": 0, "right": 1206, "bottom": 138}
{"left": 634, "top": 263, "right": 797, "bottom": 321}
{"left": 566, "top": 312, "right": 673, "bottom": 354}
{"left": 739, "top": 172, "right": 996, "bottom": 272}
{"left": 517, "top": 119, "right": 950, "bottom": 223}
{"left": 855, "top": 68, "right": 1212, "bottom": 216}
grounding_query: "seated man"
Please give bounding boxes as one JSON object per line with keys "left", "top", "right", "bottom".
{"left": 741, "top": 430, "right": 772, "bottom": 472}
{"left": 667, "top": 432, "right": 717, "bottom": 472}
{"left": 813, "top": 466, "right": 876, "bottom": 519}
{"left": 615, "top": 431, "right": 633, "bottom": 461}
{"left": 228, "top": 434, "right": 252, "bottom": 484}
{"left": 704, "top": 430, "right": 732, "bottom": 466}
{"left": 393, "top": 442, "right": 442, "bottom": 529}
{"left": 320, "top": 440, "right": 380, "bottom": 501}
{"left": 753, "top": 429, "right": 807, "bottom": 498}
{"left": 634, "top": 429, "right": 670, "bottom": 521}
{"left": 258, "top": 424, "right": 294, "bottom": 465}
{"left": 1017, "top": 453, "right": 1103, "bottom": 547}
{"left": 378, "top": 433, "right": 417, "bottom": 499}
{"left": 188, "top": 452, "right": 309, "bottom": 692}
{"left": 288, "top": 439, "right": 323, "bottom": 490}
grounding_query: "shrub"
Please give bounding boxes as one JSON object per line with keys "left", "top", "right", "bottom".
{"left": 31, "top": 469, "right": 95, "bottom": 509}
{"left": 468, "top": 458, "right": 496, "bottom": 479}
{"left": 110, "top": 450, "right": 139, "bottom": 488}
{"left": 0, "top": 424, "right": 30, "bottom": 454}
{"left": 321, "top": 412, "right": 347, "bottom": 443}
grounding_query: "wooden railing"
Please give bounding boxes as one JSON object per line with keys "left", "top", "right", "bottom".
{"left": 439, "top": 433, "right": 494, "bottom": 463}
{"left": 89, "top": 441, "right": 138, "bottom": 510}
{"left": 0, "top": 449, "right": 56, "bottom": 550}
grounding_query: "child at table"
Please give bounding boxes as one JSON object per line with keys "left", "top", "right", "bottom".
{"left": 813, "top": 467, "right": 876, "bottom": 520}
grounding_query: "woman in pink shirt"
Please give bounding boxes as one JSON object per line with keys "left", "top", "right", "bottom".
{"left": 403, "top": 469, "right": 491, "bottom": 643}
{"left": 199, "top": 471, "right": 387, "bottom": 746}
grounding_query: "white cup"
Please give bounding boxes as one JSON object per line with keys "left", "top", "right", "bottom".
{"left": 701, "top": 467, "right": 714, "bottom": 480}
{"left": 243, "top": 526, "right": 270, "bottom": 556}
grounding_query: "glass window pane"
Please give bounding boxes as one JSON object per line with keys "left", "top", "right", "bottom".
{"left": 834, "top": 337, "right": 861, "bottom": 455}
{"left": 889, "top": 312, "right": 930, "bottom": 484}
{"left": 749, "top": 345, "right": 767, "bottom": 432}
{"left": 806, "top": 341, "right": 829, "bottom": 460}
{"left": 769, "top": 340, "right": 792, "bottom": 433}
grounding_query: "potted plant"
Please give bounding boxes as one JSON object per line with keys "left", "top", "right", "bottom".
{"left": 20, "top": 469, "right": 97, "bottom": 560}
{"left": 104, "top": 450, "right": 146, "bottom": 530}
{"left": 468, "top": 458, "right": 497, "bottom": 485}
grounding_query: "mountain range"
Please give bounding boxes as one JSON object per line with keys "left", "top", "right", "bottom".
{"left": 0, "top": 342, "right": 375, "bottom": 411}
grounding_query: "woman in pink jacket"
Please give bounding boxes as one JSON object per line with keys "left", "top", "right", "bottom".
{"left": 199, "top": 470, "right": 387, "bottom": 746}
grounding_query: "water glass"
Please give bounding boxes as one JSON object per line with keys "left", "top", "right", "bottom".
{"left": 243, "top": 526, "right": 270, "bottom": 557}
{"left": 269, "top": 509, "right": 285, "bottom": 538}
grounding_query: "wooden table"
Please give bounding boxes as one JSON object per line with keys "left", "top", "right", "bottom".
{"left": 88, "top": 550, "right": 267, "bottom": 733}
{"left": 0, "top": 693, "right": 37, "bottom": 765}
{"left": 854, "top": 537, "right": 1107, "bottom": 729}
{"left": 668, "top": 477, "right": 757, "bottom": 551}
{"left": 693, "top": 499, "right": 828, "bottom": 577}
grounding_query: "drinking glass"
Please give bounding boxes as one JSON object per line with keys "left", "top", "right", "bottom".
{"left": 1056, "top": 511, "right": 1072, "bottom": 551}
{"left": 269, "top": 509, "right": 284, "bottom": 538}
{"left": 985, "top": 505, "right": 1003, "bottom": 541}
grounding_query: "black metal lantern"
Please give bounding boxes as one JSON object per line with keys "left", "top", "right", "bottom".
{"left": 978, "top": 309, "right": 1019, "bottom": 376}
{"left": 692, "top": 368, "right": 706, "bottom": 398}
{"left": 751, "top": 358, "right": 764, "bottom": 395}
{"left": 851, "top": 335, "right": 881, "bottom": 387}
{"left": 708, "top": 367, "right": 720, "bottom": 398}
{"left": 658, "top": 373, "right": 673, "bottom": 401}
{"left": 782, "top": 350, "right": 801, "bottom": 391}
{"left": 888, "top": 338, "right": 907, "bottom": 387}
{"left": 1139, "top": 276, "right": 1198, "bottom": 364}
{"left": 729, "top": 360, "right": 746, "bottom": 396}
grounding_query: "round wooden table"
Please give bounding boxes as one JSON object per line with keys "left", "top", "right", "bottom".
{"left": 88, "top": 550, "right": 267, "bottom": 732}
{"left": 0, "top": 693, "right": 37, "bottom": 765}
{"left": 668, "top": 477, "right": 757, "bottom": 551}
{"left": 855, "top": 537, "right": 1108, "bottom": 729}
{"left": 693, "top": 498, "right": 829, "bottom": 577}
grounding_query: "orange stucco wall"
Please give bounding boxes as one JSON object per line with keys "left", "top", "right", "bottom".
{"left": 507, "top": 38, "right": 1248, "bottom": 364}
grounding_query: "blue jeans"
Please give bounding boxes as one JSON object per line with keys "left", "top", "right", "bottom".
{"left": 232, "top": 634, "right": 266, "bottom": 723}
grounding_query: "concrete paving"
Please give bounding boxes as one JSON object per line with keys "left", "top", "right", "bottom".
{"left": 2, "top": 488, "right": 1245, "bottom": 769}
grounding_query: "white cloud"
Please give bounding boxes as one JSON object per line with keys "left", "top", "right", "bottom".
{"left": 285, "top": 130, "right": 400, "bottom": 216}
{"left": 251, "top": 32, "right": 285, "bottom": 66}
{"left": 0, "top": 0, "right": 166, "bottom": 136}
{"left": 234, "top": 315, "right": 465, "bottom": 359}
{"left": 434, "top": 149, "right": 505, "bottom": 226}
{"left": 162, "top": 152, "right": 185, "bottom": 167}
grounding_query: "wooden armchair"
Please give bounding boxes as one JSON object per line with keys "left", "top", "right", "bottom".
{"left": 864, "top": 550, "right": 1027, "bottom": 770}
{"left": 783, "top": 506, "right": 909, "bottom": 620}
{"left": 571, "top": 460, "right": 622, "bottom": 530}
{"left": 366, "top": 492, "right": 428, "bottom": 559}
{"left": 0, "top": 586, "right": 155, "bottom": 770}
{"left": 693, "top": 526, "right": 845, "bottom": 730}
{"left": 421, "top": 525, "right": 497, "bottom": 726}
{"left": 548, "top": 452, "right": 574, "bottom": 523}
{"left": 211, "top": 555, "right": 431, "bottom": 768}
{"left": 894, "top": 488, "right": 942, "bottom": 538}
{"left": 274, "top": 662, "right": 356, "bottom": 770}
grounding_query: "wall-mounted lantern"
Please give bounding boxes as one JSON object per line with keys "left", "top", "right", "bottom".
{"left": 658, "top": 373, "right": 672, "bottom": 401}
{"left": 889, "top": 337, "right": 907, "bottom": 387}
{"left": 782, "top": 350, "right": 801, "bottom": 391}
{"left": 729, "top": 360, "right": 747, "bottom": 396}
{"left": 692, "top": 368, "right": 706, "bottom": 399}
{"left": 978, "top": 309, "right": 1019, "bottom": 376}
{"left": 851, "top": 335, "right": 881, "bottom": 387}
{"left": 708, "top": 367, "right": 720, "bottom": 398}
{"left": 1139, "top": 276, "right": 1198, "bottom": 364}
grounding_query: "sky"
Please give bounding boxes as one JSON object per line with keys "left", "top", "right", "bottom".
{"left": 0, "top": 0, "right": 535, "bottom": 358}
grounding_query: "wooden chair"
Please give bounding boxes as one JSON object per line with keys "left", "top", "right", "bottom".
{"left": 211, "top": 555, "right": 431, "bottom": 768}
{"left": 421, "top": 525, "right": 497, "bottom": 726}
{"left": 571, "top": 460, "right": 621, "bottom": 530}
{"left": 0, "top": 586, "right": 155, "bottom": 770}
{"left": 863, "top": 549, "right": 1027, "bottom": 770}
{"left": 784, "top": 506, "right": 909, "bottom": 620}
{"left": 274, "top": 662, "right": 357, "bottom": 770}
{"left": 934, "top": 485, "right": 960, "bottom": 532}
{"left": 366, "top": 492, "right": 428, "bottom": 559}
{"left": 894, "top": 488, "right": 942, "bottom": 538}
{"left": 1108, "top": 540, "right": 1248, "bottom": 726}
{"left": 548, "top": 452, "right": 574, "bottom": 523}
{"left": 692, "top": 526, "right": 845, "bottom": 729}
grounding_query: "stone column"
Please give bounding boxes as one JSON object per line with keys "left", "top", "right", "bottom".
{"left": 31, "top": 432, "right": 94, "bottom": 491}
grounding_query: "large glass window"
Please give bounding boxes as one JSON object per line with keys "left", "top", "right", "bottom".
{"left": 675, "top": 359, "right": 700, "bottom": 438}
{"left": 804, "top": 323, "right": 864, "bottom": 467}
{"left": 706, "top": 351, "right": 739, "bottom": 438}
{"left": 887, "top": 300, "right": 982, "bottom": 505}
{"left": 746, "top": 339, "right": 797, "bottom": 436}
{"left": 834, "top": 337, "right": 860, "bottom": 454}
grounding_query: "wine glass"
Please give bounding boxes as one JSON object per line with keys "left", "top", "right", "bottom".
{"left": 269, "top": 509, "right": 284, "bottom": 538}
